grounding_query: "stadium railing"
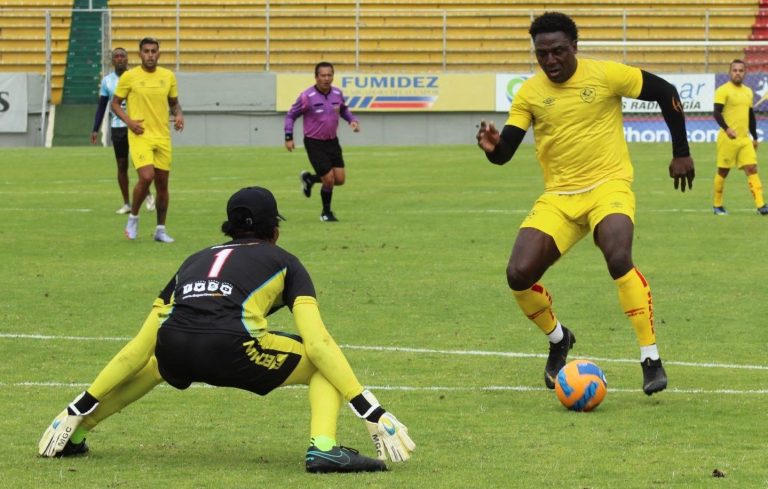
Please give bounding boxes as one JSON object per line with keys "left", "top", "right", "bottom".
{"left": 2, "top": 4, "right": 768, "bottom": 103}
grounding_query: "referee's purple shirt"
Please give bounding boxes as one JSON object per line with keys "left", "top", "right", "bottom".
{"left": 284, "top": 85, "right": 358, "bottom": 141}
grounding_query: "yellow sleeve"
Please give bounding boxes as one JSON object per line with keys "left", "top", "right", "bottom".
{"left": 505, "top": 83, "right": 532, "bottom": 131}
{"left": 605, "top": 61, "right": 643, "bottom": 99}
{"left": 114, "top": 69, "right": 130, "bottom": 99}
{"left": 87, "top": 301, "right": 164, "bottom": 399}
{"left": 168, "top": 71, "right": 178, "bottom": 98}
{"left": 292, "top": 296, "right": 364, "bottom": 401}
{"left": 714, "top": 84, "right": 727, "bottom": 106}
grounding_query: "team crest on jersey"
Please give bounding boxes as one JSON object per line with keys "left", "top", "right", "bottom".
{"left": 581, "top": 87, "right": 596, "bottom": 103}
{"left": 543, "top": 97, "right": 555, "bottom": 106}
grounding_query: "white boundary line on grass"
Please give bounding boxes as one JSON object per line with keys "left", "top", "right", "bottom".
{"left": 5, "top": 332, "right": 768, "bottom": 373}
{"left": 3, "top": 381, "right": 768, "bottom": 395}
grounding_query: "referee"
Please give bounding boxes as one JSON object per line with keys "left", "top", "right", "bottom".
{"left": 284, "top": 61, "right": 360, "bottom": 222}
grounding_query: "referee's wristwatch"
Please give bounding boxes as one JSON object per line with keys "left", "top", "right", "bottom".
{"left": 285, "top": 134, "right": 293, "bottom": 141}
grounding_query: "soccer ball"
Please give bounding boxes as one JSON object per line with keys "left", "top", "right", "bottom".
{"left": 554, "top": 360, "right": 607, "bottom": 412}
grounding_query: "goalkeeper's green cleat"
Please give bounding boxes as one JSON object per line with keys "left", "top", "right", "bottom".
{"left": 54, "top": 439, "right": 89, "bottom": 458}
{"left": 306, "top": 445, "right": 387, "bottom": 473}
{"left": 544, "top": 325, "right": 576, "bottom": 389}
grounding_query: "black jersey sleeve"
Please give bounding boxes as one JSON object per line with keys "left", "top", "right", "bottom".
{"left": 282, "top": 254, "right": 317, "bottom": 310}
{"left": 485, "top": 125, "right": 527, "bottom": 165}
{"left": 637, "top": 70, "right": 690, "bottom": 158}
{"left": 158, "top": 275, "right": 177, "bottom": 304}
{"left": 92, "top": 96, "right": 109, "bottom": 132}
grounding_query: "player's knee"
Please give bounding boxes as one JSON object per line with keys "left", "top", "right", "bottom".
{"left": 506, "top": 263, "right": 538, "bottom": 290}
{"left": 605, "top": 253, "right": 633, "bottom": 279}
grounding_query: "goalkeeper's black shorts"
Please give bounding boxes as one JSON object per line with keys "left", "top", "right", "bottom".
{"left": 155, "top": 326, "right": 303, "bottom": 396}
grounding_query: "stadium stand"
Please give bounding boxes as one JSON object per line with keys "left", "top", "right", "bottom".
{"left": 0, "top": 0, "right": 764, "bottom": 104}
{"left": 0, "top": 0, "right": 73, "bottom": 104}
{"left": 103, "top": 0, "right": 760, "bottom": 73}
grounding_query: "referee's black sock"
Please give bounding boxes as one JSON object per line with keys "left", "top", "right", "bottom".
{"left": 320, "top": 187, "right": 333, "bottom": 213}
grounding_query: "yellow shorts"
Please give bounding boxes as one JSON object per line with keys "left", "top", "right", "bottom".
{"left": 129, "top": 135, "right": 172, "bottom": 171}
{"left": 520, "top": 180, "right": 636, "bottom": 254}
{"left": 716, "top": 137, "right": 756, "bottom": 169}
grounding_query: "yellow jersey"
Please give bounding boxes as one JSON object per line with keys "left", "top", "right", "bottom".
{"left": 114, "top": 66, "right": 178, "bottom": 140}
{"left": 506, "top": 58, "right": 643, "bottom": 193}
{"left": 714, "top": 81, "right": 753, "bottom": 141}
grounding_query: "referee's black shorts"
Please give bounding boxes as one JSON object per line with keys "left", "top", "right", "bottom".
{"left": 155, "top": 327, "right": 303, "bottom": 396}
{"left": 303, "top": 137, "right": 344, "bottom": 177}
{"left": 111, "top": 127, "right": 129, "bottom": 159}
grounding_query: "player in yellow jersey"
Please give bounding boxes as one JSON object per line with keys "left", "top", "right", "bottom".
{"left": 37, "top": 186, "right": 414, "bottom": 472}
{"left": 712, "top": 59, "right": 768, "bottom": 216}
{"left": 111, "top": 37, "right": 185, "bottom": 243}
{"left": 476, "top": 12, "right": 695, "bottom": 395}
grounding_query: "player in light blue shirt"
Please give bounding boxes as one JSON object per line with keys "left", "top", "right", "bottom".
{"left": 91, "top": 48, "right": 154, "bottom": 214}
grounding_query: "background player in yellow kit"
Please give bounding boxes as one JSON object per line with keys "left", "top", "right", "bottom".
{"left": 712, "top": 59, "right": 768, "bottom": 216}
{"left": 476, "top": 12, "right": 695, "bottom": 395}
{"left": 112, "top": 37, "right": 184, "bottom": 242}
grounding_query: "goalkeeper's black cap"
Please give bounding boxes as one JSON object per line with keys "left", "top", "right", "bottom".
{"left": 226, "top": 186, "right": 286, "bottom": 227}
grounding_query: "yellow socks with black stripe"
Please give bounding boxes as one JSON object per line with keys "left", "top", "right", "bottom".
{"left": 615, "top": 267, "right": 656, "bottom": 349}
{"left": 747, "top": 173, "right": 765, "bottom": 208}
{"left": 512, "top": 283, "right": 558, "bottom": 335}
{"left": 713, "top": 173, "right": 725, "bottom": 207}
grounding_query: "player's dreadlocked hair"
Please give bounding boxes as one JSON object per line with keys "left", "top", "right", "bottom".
{"left": 529, "top": 12, "right": 579, "bottom": 42}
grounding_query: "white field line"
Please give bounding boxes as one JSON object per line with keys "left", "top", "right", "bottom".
{"left": 3, "top": 332, "right": 767, "bottom": 394}
{"left": 4, "top": 381, "right": 768, "bottom": 395}
{"left": 4, "top": 332, "right": 767, "bottom": 371}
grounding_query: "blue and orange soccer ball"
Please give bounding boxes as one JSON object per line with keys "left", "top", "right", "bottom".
{"left": 554, "top": 360, "right": 608, "bottom": 412}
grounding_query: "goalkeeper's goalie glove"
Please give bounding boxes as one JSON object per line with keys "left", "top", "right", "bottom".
{"left": 38, "top": 391, "right": 99, "bottom": 457}
{"left": 349, "top": 389, "right": 415, "bottom": 462}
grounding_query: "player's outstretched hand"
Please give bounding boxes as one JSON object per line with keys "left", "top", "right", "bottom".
{"left": 476, "top": 120, "right": 500, "bottom": 152}
{"left": 364, "top": 412, "right": 415, "bottom": 462}
{"left": 38, "top": 392, "right": 98, "bottom": 457}
{"left": 349, "top": 389, "right": 415, "bottom": 463}
{"left": 669, "top": 155, "right": 695, "bottom": 192}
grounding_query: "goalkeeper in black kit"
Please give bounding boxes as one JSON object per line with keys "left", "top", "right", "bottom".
{"left": 38, "top": 186, "right": 414, "bottom": 473}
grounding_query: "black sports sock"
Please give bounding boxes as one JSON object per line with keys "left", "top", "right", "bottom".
{"left": 320, "top": 187, "right": 333, "bottom": 213}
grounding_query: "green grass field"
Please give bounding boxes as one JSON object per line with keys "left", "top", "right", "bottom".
{"left": 1, "top": 142, "right": 766, "bottom": 488}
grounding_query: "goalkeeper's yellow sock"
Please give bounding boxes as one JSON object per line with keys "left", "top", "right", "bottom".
{"left": 70, "top": 427, "right": 87, "bottom": 444}
{"left": 747, "top": 173, "right": 765, "bottom": 208}
{"left": 311, "top": 435, "right": 337, "bottom": 451}
{"left": 713, "top": 173, "right": 725, "bottom": 207}
{"left": 308, "top": 371, "right": 342, "bottom": 446}
{"left": 512, "top": 283, "right": 558, "bottom": 334}
{"left": 615, "top": 267, "right": 656, "bottom": 347}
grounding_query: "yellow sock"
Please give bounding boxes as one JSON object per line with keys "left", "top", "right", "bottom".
{"left": 512, "top": 283, "right": 558, "bottom": 334}
{"left": 615, "top": 267, "right": 656, "bottom": 346}
{"left": 308, "top": 371, "right": 342, "bottom": 446}
{"left": 747, "top": 173, "right": 765, "bottom": 208}
{"left": 713, "top": 173, "right": 725, "bottom": 207}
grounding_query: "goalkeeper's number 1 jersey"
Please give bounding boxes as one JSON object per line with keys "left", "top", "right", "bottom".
{"left": 158, "top": 239, "right": 316, "bottom": 338}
